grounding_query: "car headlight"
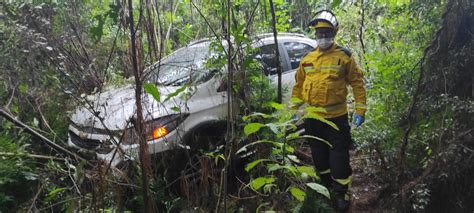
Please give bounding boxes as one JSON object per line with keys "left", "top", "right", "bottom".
{"left": 120, "top": 113, "right": 189, "bottom": 145}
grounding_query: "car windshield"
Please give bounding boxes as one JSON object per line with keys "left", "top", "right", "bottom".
{"left": 150, "top": 42, "right": 212, "bottom": 86}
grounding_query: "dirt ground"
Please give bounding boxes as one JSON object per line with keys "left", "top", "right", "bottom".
{"left": 296, "top": 146, "right": 390, "bottom": 212}
{"left": 349, "top": 153, "right": 389, "bottom": 213}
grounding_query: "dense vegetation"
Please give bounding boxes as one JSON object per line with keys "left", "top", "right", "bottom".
{"left": 0, "top": 0, "right": 472, "bottom": 212}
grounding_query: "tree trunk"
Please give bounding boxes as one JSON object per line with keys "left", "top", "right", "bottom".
{"left": 269, "top": 0, "right": 282, "bottom": 103}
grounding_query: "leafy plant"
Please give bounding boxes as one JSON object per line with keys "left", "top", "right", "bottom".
{"left": 239, "top": 102, "right": 335, "bottom": 211}
{"left": 0, "top": 132, "right": 37, "bottom": 212}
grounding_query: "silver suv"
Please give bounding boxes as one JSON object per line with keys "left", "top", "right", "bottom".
{"left": 67, "top": 33, "right": 316, "bottom": 166}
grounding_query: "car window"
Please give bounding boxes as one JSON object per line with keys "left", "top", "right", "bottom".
{"left": 283, "top": 42, "right": 314, "bottom": 69}
{"left": 150, "top": 42, "right": 214, "bottom": 86}
{"left": 254, "top": 44, "right": 280, "bottom": 76}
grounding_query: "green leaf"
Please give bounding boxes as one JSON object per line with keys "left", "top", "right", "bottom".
{"left": 21, "top": 171, "right": 38, "bottom": 180}
{"left": 144, "top": 83, "right": 160, "bottom": 102}
{"left": 290, "top": 97, "right": 303, "bottom": 104}
{"left": 164, "top": 85, "right": 187, "bottom": 102}
{"left": 107, "top": 3, "right": 121, "bottom": 24}
{"left": 303, "top": 108, "right": 339, "bottom": 131}
{"left": 256, "top": 202, "right": 271, "bottom": 212}
{"left": 90, "top": 15, "right": 105, "bottom": 42}
{"left": 286, "top": 132, "right": 300, "bottom": 140}
{"left": 245, "top": 159, "right": 270, "bottom": 172}
{"left": 268, "top": 101, "right": 284, "bottom": 110}
{"left": 243, "top": 57, "right": 254, "bottom": 68}
{"left": 263, "top": 183, "right": 276, "bottom": 194}
{"left": 331, "top": 0, "right": 342, "bottom": 8}
{"left": 171, "top": 106, "right": 180, "bottom": 112}
{"left": 267, "top": 163, "right": 281, "bottom": 172}
{"left": 297, "top": 166, "right": 317, "bottom": 178}
{"left": 18, "top": 84, "right": 28, "bottom": 94}
{"left": 289, "top": 187, "right": 306, "bottom": 201}
{"left": 46, "top": 187, "right": 67, "bottom": 202}
{"left": 250, "top": 176, "right": 275, "bottom": 190}
{"left": 10, "top": 104, "right": 19, "bottom": 114}
{"left": 266, "top": 123, "right": 279, "bottom": 134}
{"left": 274, "top": 0, "right": 284, "bottom": 5}
{"left": 244, "top": 123, "right": 265, "bottom": 136}
{"left": 300, "top": 135, "right": 333, "bottom": 148}
{"left": 236, "top": 140, "right": 279, "bottom": 155}
{"left": 307, "top": 182, "right": 330, "bottom": 199}
{"left": 284, "top": 144, "right": 295, "bottom": 153}
{"left": 267, "top": 164, "right": 297, "bottom": 176}
{"left": 287, "top": 155, "right": 300, "bottom": 163}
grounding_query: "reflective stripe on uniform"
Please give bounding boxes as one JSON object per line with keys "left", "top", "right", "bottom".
{"left": 319, "top": 169, "right": 331, "bottom": 174}
{"left": 355, "top": 103, "right": 367, "bottom": 109}
{"left": 333, "top": 175, "right": 352, "bottom": 186}
{"left": 304, "top": 67, "right": 316, "bottom": 73}
{"left": 321, "top": 66, "right": 343, "bottom": 74}
{"left": 320, "top": 65, "right": 341, "bottom": 70}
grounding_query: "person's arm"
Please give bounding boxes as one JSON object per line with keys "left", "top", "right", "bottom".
{"left": 346, "top": 56, "right": 367, "bottom": 116}
{"left": 290, "top": 64, "right": 306, "bottom": 109}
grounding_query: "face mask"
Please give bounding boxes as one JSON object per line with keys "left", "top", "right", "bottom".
{"left": 317, "top": 37, "right": 334, "bottom": 49}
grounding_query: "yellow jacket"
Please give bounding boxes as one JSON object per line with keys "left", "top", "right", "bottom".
{"left": 291, "top": 43, "right": 367, "bottom": 118}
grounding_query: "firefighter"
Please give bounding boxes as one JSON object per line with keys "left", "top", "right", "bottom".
{"left": 290, "top": 10, "right": 367, "bottom": 211}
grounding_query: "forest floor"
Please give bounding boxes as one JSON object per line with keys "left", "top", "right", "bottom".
{"left": 349, "top": 150, "right": 389, "bottom": 213}
{"left": 296, "top": 146, "right": 390, "bottom": 212}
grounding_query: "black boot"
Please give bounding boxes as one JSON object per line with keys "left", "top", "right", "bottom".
{"left": 333, "top": 182, "right": 350, "bottom": 212}
{"left": 335, "top": 192, "right": 350, "bottom": 212}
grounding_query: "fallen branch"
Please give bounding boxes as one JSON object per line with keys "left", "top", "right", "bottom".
{"left": 5, "top": 82, "right": 17, "bottom": 109}
{"left": 39, "top": 196, "right": 83, "bottom": 212}
{"left": 28, "top": 183, "right": 44, "bottom": 213}
{"left": 228, "top": 194, "right": 259, "bottom": 200}
{"left": 0, "top": 152, "right": 65, "bottom": 161}
{"left": 0, "top": 107, "right": 89, "bottom": 164}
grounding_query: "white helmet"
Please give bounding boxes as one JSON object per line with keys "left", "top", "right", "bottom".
{"left": 309, "top": 10, "right": 339, "bottom": 31}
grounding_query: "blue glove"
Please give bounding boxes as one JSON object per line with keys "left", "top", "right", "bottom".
{"left": 353, "top": 113, "right": 365, "bottom": 127}
{"left": 291, "top": 114, "right": 299, "bottom": 121}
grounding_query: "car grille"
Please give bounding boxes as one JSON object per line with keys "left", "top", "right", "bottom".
{"left": 69, "top": 131, "right": 101, "bottom": 149}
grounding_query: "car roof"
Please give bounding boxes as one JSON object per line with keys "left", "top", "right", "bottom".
{"left": 253, "top": 33, "right": 307, "bottom": 41}
{"left": 186, "top": 33, "right": 314, "bottom": 47}
{"left": 144, "top": 33, "right": 315, "bottom": 74}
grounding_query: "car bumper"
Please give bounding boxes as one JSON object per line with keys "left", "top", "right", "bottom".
{"left": 67, "top": 124, "right": 181, "bottom": 167}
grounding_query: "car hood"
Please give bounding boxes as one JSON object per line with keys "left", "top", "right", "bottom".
{"left": 70, "top": 84, "right": 185, "bottom": 130}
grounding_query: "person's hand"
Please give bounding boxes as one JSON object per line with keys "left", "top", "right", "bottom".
{"left": 291, "top": 114, "right": 299, "bottom": 121}
{"left": 353, "top": 113, "right": 365, "bottom": 127}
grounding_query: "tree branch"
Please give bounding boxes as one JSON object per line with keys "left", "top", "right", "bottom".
{"left": 0, "top": 152, "right": 65, "bottom": 161}
{"left": 269, "top": 0, "right": 282, "bottom": 103}
{"left": 0, "top": 107, "right": 90, "bottom": 164}
{"left": 127, "top": 0, "right": 152, "bottom": 211}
